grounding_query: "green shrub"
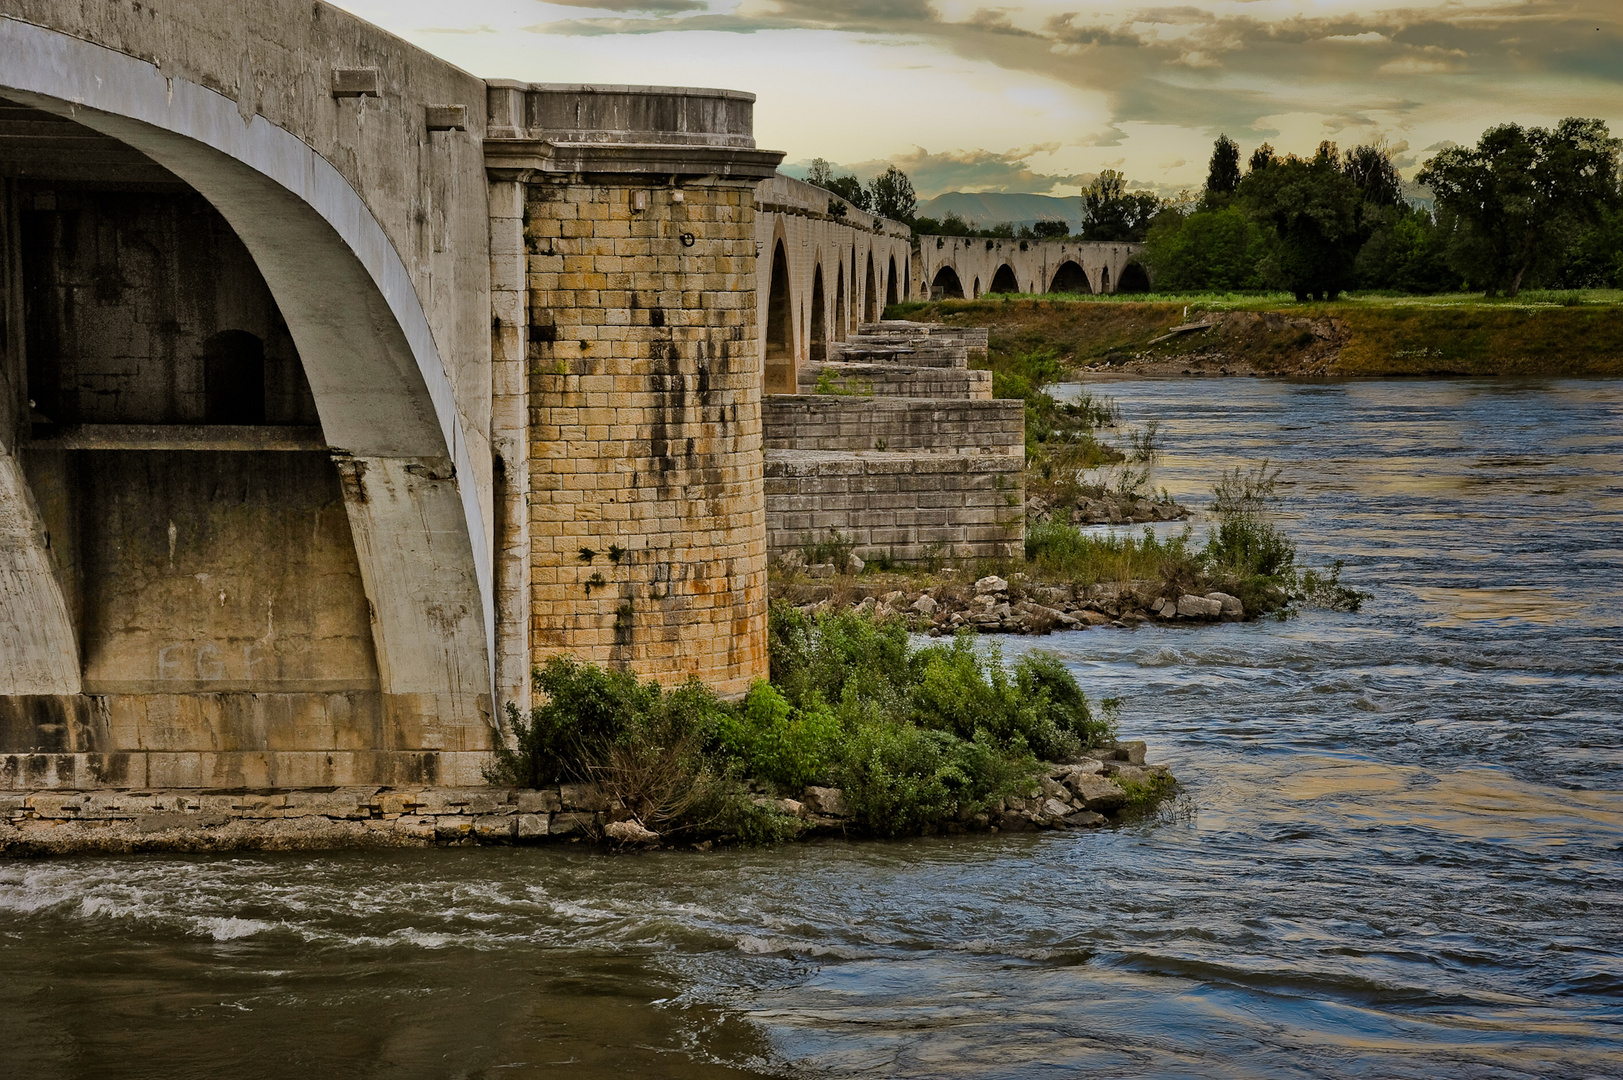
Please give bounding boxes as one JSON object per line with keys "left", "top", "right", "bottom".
{"left": 713, "top": 681, "right": 838, "bottom": 792}
{"left": 831, "top": 720, "right": 1024, "bottom": 837}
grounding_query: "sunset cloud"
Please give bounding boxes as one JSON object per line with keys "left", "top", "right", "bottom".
{"left": 333, "top": 1, "right": 1623, "bottom": 193}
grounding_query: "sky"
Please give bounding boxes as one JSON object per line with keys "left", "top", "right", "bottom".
{"left": 331, "top": 1, "right": 1623, "bottom": 199}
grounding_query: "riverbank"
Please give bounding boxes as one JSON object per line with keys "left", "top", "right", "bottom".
{"left": 0, "top": 739, "right": 1173, "bottom": 856}
{"left": 891, "top": 294, "right": 1623, "bottom": 377}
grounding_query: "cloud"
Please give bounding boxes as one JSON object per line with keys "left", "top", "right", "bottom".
{"left": 543, "top": 0, "right": 707, "bottom": 11}
{"left": 784, "top": 144, "right": 1088, "bottom": 197}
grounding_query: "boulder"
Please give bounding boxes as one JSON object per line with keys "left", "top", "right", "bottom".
{"left": 847, "top": 554, "right": 865, "bottom": 573}
{"left": 559, "top": 782, "right": 611, "bottom": 812}
{"left": 1067, "top": 774, "right": 1127, "bottom": 812}
{"left": 802, "top": 786, "right": 849, "bottom": 817}
{"left": 911, "top": 594, "right": 938, "bottom": 617}
{"left": 776, "top": 798, "right": 806, "bottom": 818}
{"left": 1116, "top": 740, "right": 1148, "bottom": 766}
{"left": 854, "top": 596, "right": 878, "bottom": 615}
{"left": 604, "top": 819, "right": 659, "bottom": 844}
{"left": 1176, "top": 594, "right": 1224, "bottom": 618}
{"left": 974, "top": 575, "right": 1009, "bottom": 595}
{"left": 1078, "top": 610, "right": 1111, "bottom": 626}
{"left": 807, "top": 563, "right": 834, "bottom": 579}
{"left": 1062, "top": 810, "right": 1108, "bottom": 828}
{"left": 880, "top": 590, "right": 907, "bottom": 611}
{"left": 1207, "top": 591, "right": 1244, "bottom": 617}
{"left": 777, "top": 549, "right": 806, "bottom": 572}
{"left": 1039, "top": 798, "right": 1073, "bottom": 822}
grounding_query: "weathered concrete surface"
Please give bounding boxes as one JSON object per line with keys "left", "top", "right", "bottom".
{"left": 918, "top": 235, "right": 1149, "bottom": 298}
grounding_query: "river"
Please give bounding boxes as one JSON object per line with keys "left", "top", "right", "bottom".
{"left": 3, "top": 378, "right": 1620, "bottom": 1079}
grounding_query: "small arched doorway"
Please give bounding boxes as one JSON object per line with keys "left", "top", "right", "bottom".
{"left": 863, "top": 253, "right": 878, "bottom": 324}
{"left": 1118, "top": 262, "right": 1152, "bottom": 293}
{"left": 764, "top": 240, "right": 793, "bottom": 393}
{"left": 834, "top": 264, "right": 848, "bottom": 342}
{"left": 989, "top": 264, "right": 1019, "bottom": 294}
{"left": 886, "top": 255, "right": 899, "bottom": 307}
{"left": 1100, "top": 266, "right": 1112, "bottom": 293}
{"left": 931, "top": 265, "right": 964, "bottom": 299}
{"left": 1049, "top": 261, "right": 1092, "bottom": 294}
{"left": 972, "top": 277, "right": 981, "bottom": 299}
{"left": 809, "top": 265, "right": 827, "bottom": 362}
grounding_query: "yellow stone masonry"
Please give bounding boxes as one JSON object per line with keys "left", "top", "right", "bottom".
{"left": 525, "top": 180, "right": 767, "bottom": 698}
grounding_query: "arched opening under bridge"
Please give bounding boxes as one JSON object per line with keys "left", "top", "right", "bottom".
{"left": 989, "top": 264, "right": 1019, "bottom": 294}
{"left": 833, "top": 263, "right": 847, "bottom": 342}
{"left": 1118, "top": 262, "right": 1152, "bottom": 293}
{"left": 886, "top": 255, "right": 898, "bottom": 307}
{"left": 931, "top": 265, "right": 964, "bottom": 299}
{"left": 809, "top": 265, "right": 827, "bottom": 362}
{"left": 863, "top": 253, "right": 877, "bottom": 324}
{"left": 1049, "top": 261, "right": 1092, "bottom": 295}
{"left": 764, "top": 240, "right": 793, "bottom": 393}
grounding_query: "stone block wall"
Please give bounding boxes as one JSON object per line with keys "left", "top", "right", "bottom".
{"left": 765, "top": 449, "right": 1024, "bottom": 564}
{"left": 524, "top": 179, "right": 767, "bottom": 698}
{"left": 796, "top": 362, "right": 993, "bottom": 400}
{"left": 763, "top": 396, "right": 1024, "bottom": 455}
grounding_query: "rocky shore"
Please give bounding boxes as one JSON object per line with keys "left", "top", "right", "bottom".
{"left": 0, "top": 739, "right": 1172, "bottom": 855}
{"left": 1027, "top": 490, "right": 1192, "bottom": 526}
{"left": 779, "top": 572, "right": 1263, "bottom": 637}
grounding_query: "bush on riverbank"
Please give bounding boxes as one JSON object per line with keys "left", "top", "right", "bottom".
{"left": 487, "top": 613, "right": 1119, "bottom": 842}
{"left": 1023, "top": 462, "right": 1365, "bottom": 615}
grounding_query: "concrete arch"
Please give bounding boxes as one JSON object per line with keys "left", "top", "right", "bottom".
{"left": 989, "top": 264, "right": 1019, "bottom": 294}
{"left": 932, "top": 265, "right": 965, "bottom": 299}
{"left": 1119, "top": 262, "right": 1152, "bottom": 293}
{"left": 886, "top": 255, "right": 899, "bottom": 307}
{"left": 0, "top": 19, "right": 493, "bottom": 745}
{"left": 864, "top": 252, "right": 878, "bottom": 323}
{"left": 1050, "top": 261, "right": 1093, "bottom": 294}
{"left": 764, "top": 238, "right": 794, "bottom": 393}
{"left": 809, "top": 263, "right": 828, "bottom": 362}
{"left": 972, "top": 277, "right": 981, "bottom": 299}
{"left": 834, "top": 260, "right": 848, "bottom": 343}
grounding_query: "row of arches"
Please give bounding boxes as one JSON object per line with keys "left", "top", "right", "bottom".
{"left": 763, "top": 237, "right": 908, "bottom": 393}
{"left": 930, "top": 259, "right": 1151, "bottom": 299}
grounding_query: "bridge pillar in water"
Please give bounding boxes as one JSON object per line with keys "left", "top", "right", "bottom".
{"left": 486, "top": 84, "right": 784, "bottom": 699}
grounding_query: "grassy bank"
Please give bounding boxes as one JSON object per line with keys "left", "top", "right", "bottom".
{"left": 890, "top": 292, "right": 1623, "bottom": 377}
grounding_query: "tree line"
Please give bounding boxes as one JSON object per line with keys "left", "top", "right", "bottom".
{"left": 801, "top": 119, "right": 1623, "bottom": 300}
{"left": 1146, "top": 120, "right": 1622, "bottom": 299}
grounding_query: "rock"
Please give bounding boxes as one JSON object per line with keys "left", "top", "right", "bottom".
{"left": 880, "top": 590, "right": 907, "bottom": 611}
{"left": 1176, "top": 594, "right": 1223, "bottom": 618}
{"left": 604, "top": 819, "right": 659, "bottom": 844}
{"left": 1206, "top": 591, "right": 1244, "bottom": 617}
{"left": 517, "top": 813, "right": 550, "bottom": 839}
{"left": 1115, "top": 740, "right": 1148, "bottom": 766}
{"left": 1078, "top": 610, "right": 1110, "bottom": 626}
{"left": 802, "top": 786, "right": 848, "bottom": 817}
{"left": 1067, "top": 774, "right": 1127, "bottom": 812}
{"left": 473, "top": 815, "right": 517, "bottom": 841}
{"left": 991, "top": 602, "right": 1011, "bottom": 619}
{"left": 517, "top": 789, "right": 563, "bottom": 814}
{"left": 559, "top": 783, "right": 611, "bottom": 812}
{"left": 1051, "top": 609, "right": 1080, "bottom": 628}
{"left": 847, "top": 554, "right": 865, "bottom": 573}
{"left": 1039, "top": 798, "right": 1073, "bottom": 822}
{"left": 777, "top": 549, "right": 806, "bottom": 572}
{"left": 974, "top": 575, "right": 1009, "bottom": 596}
{"left": 854, "top": 596, "right": 877, "bottom": 615}
{"left": 776, "top": 798, "right": 806, "bottom": 818}
{"left": 911, "top": 594, "right": 938, "bottom": 617}
{"left": 1062, "top": 810, "right": 1107, "bottom": 828}
{"left": 549, "top": 811, "right": 597, "bottom": 837}
{"left": 807, "top": 562, "right": 834, "bottom": 579}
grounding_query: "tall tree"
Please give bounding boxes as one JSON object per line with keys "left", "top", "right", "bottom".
{"left": 1342, "top": 144, "right": 1405, "bottom": 208}
{"left": 1081, "top": 170, "right": 1163, "bottom": 241}
{"left": 1418, "top": 117, "right": 1622, "bottom": 295}
{"left": 866, "top": 165, "right": 918, "bottom": 224}
{"left": 1238, "top": 154, "right": 1364, "bottom": 300}
{"left": 824, "top": 174, "right": 869, "bottom": 212}
{"left": 1206, "top": 135, "right": 1242, "bottom": 197}
{"left": 1248, "top": 143, "right": 1279, "bottom": 174}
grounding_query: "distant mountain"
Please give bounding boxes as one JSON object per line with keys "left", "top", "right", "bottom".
{"left": 916, "top": 192, "right": 1081, "bottom": 230}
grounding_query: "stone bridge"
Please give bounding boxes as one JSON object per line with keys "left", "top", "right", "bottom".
{"left": 918, "top": 235, "right": 1149, "bottom": 298}
{"left": 0, "top": 0, "right": 1047, "bottom": 792}
{"left": 0, "top": 0, "right": 791, "bottom": 789}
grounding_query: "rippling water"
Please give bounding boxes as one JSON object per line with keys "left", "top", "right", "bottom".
{"left": 3, "top": 378, "right": 1621, "bottom": 1079}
